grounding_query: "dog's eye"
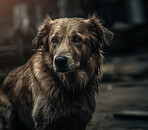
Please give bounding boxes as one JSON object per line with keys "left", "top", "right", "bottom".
{"left": 51, "top": 37, "right": 59, "bottom": 44}
{"left": 72, "top": 35, "right": 82, "bottom": 43}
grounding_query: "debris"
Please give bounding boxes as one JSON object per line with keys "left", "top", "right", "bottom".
{"left": 114, "top": 110, "right": 148, "bottom": 120}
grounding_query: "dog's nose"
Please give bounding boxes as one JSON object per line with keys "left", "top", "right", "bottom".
{"left": 55, "top": 56, "right": 67, "bottom": 68}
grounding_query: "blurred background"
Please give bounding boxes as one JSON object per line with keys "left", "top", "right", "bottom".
{"left": 0, "top": 0, "right": 148, "bottom": 129}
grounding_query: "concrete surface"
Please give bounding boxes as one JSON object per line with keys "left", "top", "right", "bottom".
{"left": 87, "top": 53, "right": 148, "bottom": 130}
{"left": 88, "top": 83, "right": 148, "bottom": 130}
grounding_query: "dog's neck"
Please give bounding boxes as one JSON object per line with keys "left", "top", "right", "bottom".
{"left": 56, "top": 54, "right": 102, "bottom": 92}
{"left": 57, "top": 70, "right": 89, "bottom": 89}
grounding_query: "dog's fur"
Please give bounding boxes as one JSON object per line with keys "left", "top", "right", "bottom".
{"left": 0, "top": 15, "right": 113, "bottom": 130}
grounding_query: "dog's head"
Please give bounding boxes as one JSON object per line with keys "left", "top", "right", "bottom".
{"left": 32, "top": 15, "right": 113, "bottom": 73}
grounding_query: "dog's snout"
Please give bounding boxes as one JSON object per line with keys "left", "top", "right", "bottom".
{"left": 55, "top": 56, "right": 67, "bottom": 68}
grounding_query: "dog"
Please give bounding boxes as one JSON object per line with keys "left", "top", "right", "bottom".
{"left": 0, "top": 15, "right": 113, "bottom": 130}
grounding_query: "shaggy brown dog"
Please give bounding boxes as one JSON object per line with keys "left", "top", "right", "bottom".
{"left": 0, "top": 15, "right": 113, "bottom": 130}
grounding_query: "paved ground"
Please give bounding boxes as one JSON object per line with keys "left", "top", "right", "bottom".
{"left": 88, "top": 53, "right": 148, "bottom": 130}
{"left": 87, "top": 82, "right": 148, "bottom": 130}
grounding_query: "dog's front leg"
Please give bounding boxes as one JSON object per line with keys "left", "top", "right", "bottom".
{"left": 32, "top": 100, "right": 49, "bottom": 130}
{"left": 0, "top": 91, "right": 12, "bottom": 130}
{"left": 33, "top": 119, "right": 47, "bottom": 130}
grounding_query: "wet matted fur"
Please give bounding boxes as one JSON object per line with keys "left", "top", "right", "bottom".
{"left": 0, "top": 15, "right": 113, "bottom": 130}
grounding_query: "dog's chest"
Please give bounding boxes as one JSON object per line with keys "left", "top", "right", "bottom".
{"left": 32, "top": 92, "right": 95, "bottom": 128}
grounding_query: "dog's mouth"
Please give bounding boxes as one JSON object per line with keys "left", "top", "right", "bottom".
{"left": 56, "top": 67, "right": 78, "bottom": 73}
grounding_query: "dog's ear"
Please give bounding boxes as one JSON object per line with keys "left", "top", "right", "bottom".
{"left": 85, "top": 15, "right": 114, "bottom": 50}
{"left": 32, "top": 15, "right": 52, "bottom": 51}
